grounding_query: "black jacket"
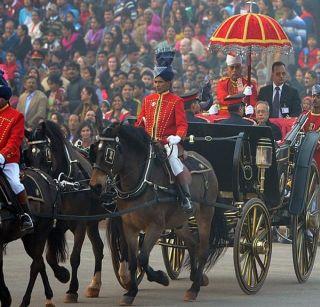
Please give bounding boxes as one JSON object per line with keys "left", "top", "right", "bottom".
{"left": 266, "top": 120, "right": 282, "bottom": 141}
{"left": 258, "top": 83, "right": 301, "bottom": 118}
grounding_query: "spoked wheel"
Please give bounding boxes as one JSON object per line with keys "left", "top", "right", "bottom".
{"left": 108, "top": 221, "right": 144, "bottom": 290}
{"left": 234, "top": 198, "right": 272, "bottom": 295}
{"left": 292, "top": 161, "right": 320, "bottom": 283}
{"left": 160, "top": 232, "right": 186, "bottom": 280}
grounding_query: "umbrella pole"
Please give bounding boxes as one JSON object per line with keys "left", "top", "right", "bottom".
{"left": 247, "top": 46, "right": 252, "bottom": 86}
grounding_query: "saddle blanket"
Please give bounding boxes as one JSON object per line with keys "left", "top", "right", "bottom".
{"left": 183, "top": 151, "right": 212, "bottom": 175}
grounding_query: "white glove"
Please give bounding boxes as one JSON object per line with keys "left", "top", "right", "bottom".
{"left": 0, "top": 154, "right": 5, "bottom": 164}
{"left": 167, "top": 135, "right": 181, "bottom": 145}
{"left": 243, "top": 85, "right": 252, "bottom": 96}
{"left": 245, "top": 105, "right": 254, "bottom": 115}
{"left": 208, "top": 104, "right": 219, "bottom": 115}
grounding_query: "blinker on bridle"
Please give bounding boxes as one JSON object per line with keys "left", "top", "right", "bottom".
{"left": 95, "top": 135, "right": 120, "bottom": 165}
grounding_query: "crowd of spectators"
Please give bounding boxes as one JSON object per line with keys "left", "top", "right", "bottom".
{"left": 1, "top": 0, "right": 320, "bottom": 151}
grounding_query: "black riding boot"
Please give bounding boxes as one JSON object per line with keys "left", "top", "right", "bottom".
{"left": 17, "top": 190, "right": 34, "bottom": 234}
{"left": 176, "top": 183, "right": 193, "bottom": 214}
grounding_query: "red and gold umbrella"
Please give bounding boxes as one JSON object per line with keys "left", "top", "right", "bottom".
{"left": 209, "top": 13, "right": 293, "bottom": 83}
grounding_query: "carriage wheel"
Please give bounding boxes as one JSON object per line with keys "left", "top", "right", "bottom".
{"left": 109, "top": 228, "right": 144, "bottom": 290}
{"left": 292, "top": 162, "right": 320, "bottom": 283}
{"left": 234, "top": 198, "right": 272, "bottom": 295}
{"left": 161, "top": 233, "right": 186, "bottom": 280}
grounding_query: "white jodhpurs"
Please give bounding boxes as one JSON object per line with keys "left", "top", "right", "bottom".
{"left": 1, "top": 162, "right": 24, "bottom": 194}
{"left": 164, "top": 144, "right": 184, "bottom": 176}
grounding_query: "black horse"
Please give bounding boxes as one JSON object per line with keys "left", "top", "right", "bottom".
{"left": 24, "top": 120, "right": 105, "bottom": 303}
{"left": 90, "top": 124, "right": 226, "bottom": 304}
{"left": 0, "top": 167, "right": 69, "bottom": 307}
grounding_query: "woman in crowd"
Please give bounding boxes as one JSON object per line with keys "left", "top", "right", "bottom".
{"left": 84, "top": 16, "right": 104, "bottom": 50}
{"left": 47, "top": 73, "right": 68, "bottom": 120}
{"left": 75, "top": 85, "right": 103, "bottom": 126}
{"left": 99, "top": 53, "right": 120, "bottom": 91}
{"left": 104, "top": 94, "right": 130, "bottom": 123}
{"left": 15, "top": 24, "right": 32, "bottom": 63}
{"left": 98, "top": 32, "right": 115, "bottom": 54}
{"left": 74, "top": 120, "right": 95, "bottom": 154}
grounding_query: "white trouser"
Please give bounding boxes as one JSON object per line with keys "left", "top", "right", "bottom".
{"left": 164, "top": 144, "right": 184, "bottom": 176}
{"left": 1, "top": 162, "right": 24, "bottom": 194}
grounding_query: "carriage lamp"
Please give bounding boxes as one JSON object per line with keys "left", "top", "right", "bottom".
{"left": 256, "top": 138, "right": 273, "bottom": 193}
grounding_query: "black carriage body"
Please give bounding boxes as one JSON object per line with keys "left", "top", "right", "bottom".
{"left": 184, "top": 123, "right": 281, "bottom": 208}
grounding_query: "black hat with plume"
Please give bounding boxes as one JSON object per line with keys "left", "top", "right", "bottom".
{"left": 153, "top": 47, "right": 175, "bottom": 81}
{"left": 0, "top": 70, "right": 12, "bottom": 101}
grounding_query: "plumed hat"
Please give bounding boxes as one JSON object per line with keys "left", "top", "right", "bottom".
{"left": 0, "top": 70, "right": 12, "bottom": 101}
{"left": 153, "top": 47, "right": 175, "bottom": 81}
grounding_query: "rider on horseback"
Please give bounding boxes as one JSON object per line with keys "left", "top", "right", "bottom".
{"left": 136, "top": 48, "right": 193, "bottom": 214}
{"left": 0, "top": 70, "right": 33, "bottom": 233}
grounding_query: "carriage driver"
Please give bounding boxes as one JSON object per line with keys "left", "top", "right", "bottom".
{"left": 0, "top": 70, "right": 33, "bottom": 233}
{"left": 136, "top": 49, "right": 192, "bottom": 214}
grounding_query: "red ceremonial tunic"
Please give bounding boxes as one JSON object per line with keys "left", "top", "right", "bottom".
{"left": 216, "top": 77, "right": 257, "bottom": 115}
{"left": 135, "top": 91, "right": 188, "bottom": 143}
{"left": 0, "top": 104, "right": 24, "bottom": 163}
{"left": 304, "top": 111, "right": 320, "bottom": 169}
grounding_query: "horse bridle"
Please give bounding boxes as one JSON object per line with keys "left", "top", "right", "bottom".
{"left": 93, "top": 135, "right": 157, "bottom": 199}
{"left": 93, "top": 136, "right": 121, "bottom": 174}
{"left": 28, "top": 138, "right": 53, "bottom": 167}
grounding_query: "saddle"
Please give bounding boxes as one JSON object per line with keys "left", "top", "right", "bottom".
{"left": 154, "top": 143, "right": 212, "bottom": 184}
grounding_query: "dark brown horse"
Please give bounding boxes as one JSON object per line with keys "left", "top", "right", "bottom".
{"left": 90, "top": 124, "right": 226, "bottom": 305}
{"left": 0, "top": 167, "right": 69, "bottom": 307}
{"left": 24, "top": 121, "right": 105, "bottom": 303}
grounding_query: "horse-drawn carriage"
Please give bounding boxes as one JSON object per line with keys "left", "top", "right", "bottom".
{"left": 176, "top": 114, "right": 319, "bottom": 293}
{"left": 88, "top": 113, "right": 320, "bottom": 304}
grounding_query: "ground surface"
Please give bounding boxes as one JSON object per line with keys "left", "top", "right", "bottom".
{"left": 3, "top": 232, "right": 320, "bottom": 307}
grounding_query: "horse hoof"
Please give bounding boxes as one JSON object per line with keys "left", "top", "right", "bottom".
{"left": 158, "top": 271, "right": 170, "bottom": 286}
{"left": 45, "top": 303, "right": 55, "bottom": 307}
{"left": 201, "top": 274, "right": 209, "bottom": 287}
{"left": 64, "top": 293, "right": 78, "bottom": 303}
{"left": 85, "top": 286, "right": 100, "bottom": 298}
{"left": 184, "top": 290, "right": 198, "bottom": 302}
{"left": 119, "top": 296, "right": 135, "bottom": 306}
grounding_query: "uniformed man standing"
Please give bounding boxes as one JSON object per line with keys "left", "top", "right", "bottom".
{"left": 216, "top": 54, "right": 258, "bottom": 116}
{"left": 136, "top": 49, "right": 192, "bottom": 213}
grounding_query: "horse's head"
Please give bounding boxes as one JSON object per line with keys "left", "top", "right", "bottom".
{"left": 24, "top": 122, "right": 53, "bottom": 173}
{"left": 89, "top": 123, "right": 150, "bottom": 195}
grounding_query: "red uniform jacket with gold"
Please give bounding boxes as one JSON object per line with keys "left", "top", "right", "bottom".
{"left": 0, "top": 104, "right": 24, "bottom": 163}
{"left": 304, "top": 111, "right": 320, "bottom": 169}
{"left": 135, "top": 91, "right": 188, "bottom": 143}
{"left": 216, "top": 77, "right": 258, "bottom": 115}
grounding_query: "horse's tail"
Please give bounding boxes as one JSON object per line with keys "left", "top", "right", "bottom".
{"left": 205, "top": 207, "right": 228, "bottom": 271}
{"left": 46, "top": 227, "right": 68, "bottom": 263}
{"left": 106, "top": 217, "right": 128, "bottom": 262}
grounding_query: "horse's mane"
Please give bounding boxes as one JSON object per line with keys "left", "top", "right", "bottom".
{"left": 105, "top": 124, "right": 151, "bottom": 154}
{"left": 41, "top": 120, "right": 67, "bottom": 153}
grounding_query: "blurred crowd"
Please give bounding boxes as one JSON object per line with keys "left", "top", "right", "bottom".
{"left": 1, "top": 0, "right": 320, "bottom": 152}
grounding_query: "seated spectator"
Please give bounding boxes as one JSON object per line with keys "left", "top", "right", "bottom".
{"left": 98, "top": 32, "right": 115, "bottom": 54}
{"left": 100, "top": 100, "right": 110, "bottom": 115}
{"left": 47, "top": 73, "right": 68, "bottom": 120}
{"left": 68, "top": 113, "right": 80, "bottom": 143}
{"left": 19, "top": 0, "right": 34, "bottom": 25}
{"left": 298, "top": 34, "right": 319, "bottom": 70}
{"left": 121, "top": 82, "right": 140, "bottom": 116}
{"left": 61, "top": 21, "right": 86, "bottom": 58}
{"left": 27, "top": 66, "right": 45, "bottom": 92}
{"left": 84, "top": 110, "right": 101, "bottom": 134}
{"left": 255, "top": 100, "right": 282, "bottom": 141}
{"left": 304, "top": 70, "right": 318, "bottom": 97}
{"left": 43, "top": 29, "right": 61, "bottom": 53}
{"left": 0, "top": 51, "right": 22, "bottom": 83}
{"left": 41, "top": 62, "right": 70, "bottom": 91}
{"left": 84, "top": 17, "right": 104, "bottom": 50}
{"left": 104, "top": 94, "right": 130, "bottom": 123}
{"left": 121, "top": 43, "right": 143, "bottom": 74}
{"left": 15, "top": 24, "right": 32, "bottom": 63}
{"left": 50, "top": 112, "right": 65, "bottom": 125}
{"left": 74, "top": 120, "right": 95, "bottom": 154}
{"left": 28, "top": 9, "right": 43, "bottom": 43}
{"left": 301, "top": 96, "right": 313, "bottom": 113}
{"left": 75, "top": 85, "right": 103, "bottom": 124}
{"left": 40, "top": 2, "right": 63, "bottom": 39}
{"left": 2, "top": 20, "right": 19, "bottom": 52}
{"left": 66, "top": 10, "right": 81, "bottom": 33}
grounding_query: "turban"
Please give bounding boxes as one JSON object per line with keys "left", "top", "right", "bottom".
{"left": 153, "top": 48, "right": 175, "bottom": 81}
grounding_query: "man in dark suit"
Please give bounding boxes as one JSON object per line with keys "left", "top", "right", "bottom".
{"left": 218, "top": 94, "right": 255, "bottom": 126}
{"left": 255, "top": 101, "right": 282, "bottom": 141}
{"left": 258, "top": 61, "right": 301, "bottom": 118}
